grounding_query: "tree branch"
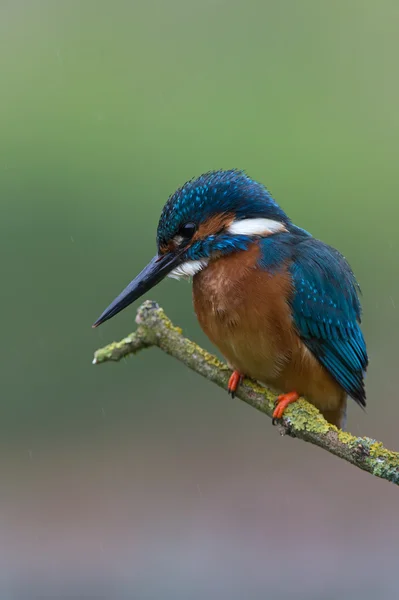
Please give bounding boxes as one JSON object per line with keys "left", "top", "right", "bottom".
{"left": 93, "top": 300, "right": 399, "bottom": 486}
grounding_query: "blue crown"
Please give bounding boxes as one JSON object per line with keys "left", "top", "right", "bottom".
{"left": 156, "top": 169, "right": 290, "bottom": 248}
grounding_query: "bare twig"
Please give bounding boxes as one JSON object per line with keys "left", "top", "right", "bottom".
{"left": 93, "top": 300, "right": 399, "bottom": 486}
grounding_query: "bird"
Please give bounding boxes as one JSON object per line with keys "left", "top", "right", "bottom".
{"left": 93, "top": 169, "right": 368, "bottom": 428}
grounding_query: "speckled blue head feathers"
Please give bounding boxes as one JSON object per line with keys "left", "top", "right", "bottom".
{"left": 156, "top": 169, "right": 290, "bottom": 249}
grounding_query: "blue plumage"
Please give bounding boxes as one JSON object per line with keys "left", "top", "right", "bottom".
{"left": 186, "top": 234, "right": 254, "bottom": 261}
{"left": 291, "top": 239, "right": 367, "bottom": 405}
{"left": 259, "top": 233, "right": 367, "bottom": 406}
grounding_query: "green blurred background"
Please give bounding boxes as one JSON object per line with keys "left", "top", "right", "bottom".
{"left": 1, "top": 0, "right": 399, "bottom": 598}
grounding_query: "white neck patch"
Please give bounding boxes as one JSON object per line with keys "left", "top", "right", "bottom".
{"left": 227, "top": 218, "right": 286, "bottom": 236}
{"left": 168, "top": 259, "right": 209, "bottom": 280}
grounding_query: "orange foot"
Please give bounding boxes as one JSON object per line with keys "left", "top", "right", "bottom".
{"left": 227, "top": 370, "right": 244, "bottom": 398}
{"left": 272, "top": 391, "right": 299, "bottom": 424}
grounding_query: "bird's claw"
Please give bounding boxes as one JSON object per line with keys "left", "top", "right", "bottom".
{"left": 227, "top": 370, "right": 243, "bottom": 398}
{"left": 272, "top": 391, "right": 299, "bottom": 423}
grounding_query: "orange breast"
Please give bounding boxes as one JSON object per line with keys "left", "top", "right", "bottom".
{"left": 192, "top": 243, "right": 346, "bottom": 426}
{"left": 193, "top": 244, "right": 297, "bottom": 381}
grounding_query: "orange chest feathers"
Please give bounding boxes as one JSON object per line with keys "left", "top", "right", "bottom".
{"left": 192, "top": 244, "right": 300, "bottom": 381}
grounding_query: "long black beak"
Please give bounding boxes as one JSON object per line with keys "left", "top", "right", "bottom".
{"left": 92, "top": 252, "right": 182, "bottom": 328}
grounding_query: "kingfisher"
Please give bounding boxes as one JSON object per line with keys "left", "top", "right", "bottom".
{"left": 93, "top": 170, "right": 368, "bottom": 428}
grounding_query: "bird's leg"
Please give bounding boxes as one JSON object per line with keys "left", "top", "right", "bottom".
{"left": 227, "top": 370, "right": 244, "bottom": 398}
{"left": 272, "top": 391, "right": 299, "bottom": 424}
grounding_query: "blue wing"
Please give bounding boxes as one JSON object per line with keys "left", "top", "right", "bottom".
{"left": 289, "top": 238, "right": 368, "bottom": 406}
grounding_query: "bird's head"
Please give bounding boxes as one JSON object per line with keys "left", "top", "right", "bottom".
{"left": 93, "top": 169, "right": 290, "bottom": 327}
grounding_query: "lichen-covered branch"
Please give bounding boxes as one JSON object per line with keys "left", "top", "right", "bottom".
{"left": 93, "top": 300, "right": 399, "bottom": 486}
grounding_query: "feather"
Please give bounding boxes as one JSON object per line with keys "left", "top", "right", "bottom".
{"left": 287, "top": 238, "right": 368, "bottom": 406}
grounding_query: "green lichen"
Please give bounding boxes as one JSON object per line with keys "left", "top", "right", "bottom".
{"left": 337, "top": 430, "right": 357, "bottom": 446}
{"left": 334, "top": 434, "right": 399, "bottom": 482}
{"left": 241, "top": 379, "right": 275, "bottom": 410}
{"left": 185, "top": 342, "right": 227, "bottom": 369}
{"left": 159, "top": 313, "right": 183, "bottom": 335}
{"left": 369, "top": 454, "right": 399, "bottom": 484}
{"left": 345, "top": 439, "right": 399, "bottom": 483}
{"left": 287, "top": 399, "right": 330, "bottom": 434}
{"left": 137, "top": 301, "right": 183, "bottom": 335}
{"left": 243, "top": 378, "right": 267, "bottom": 394}
{"left": 93, "top": 340, "right": 125, "bottom": 363}
{"left": 368, "top": 441, "right": 399, "bottom": 462}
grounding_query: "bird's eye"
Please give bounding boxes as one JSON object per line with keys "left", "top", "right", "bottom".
{"left": 177, "top": 222, "right": 197, "bottom": 241}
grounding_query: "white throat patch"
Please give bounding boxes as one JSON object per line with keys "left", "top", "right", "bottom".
{"left": 169, "top": 259, "right": 209, "bottom": 280}
{"left": 227, "top": 218, "right": 286, "bottom": 236}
